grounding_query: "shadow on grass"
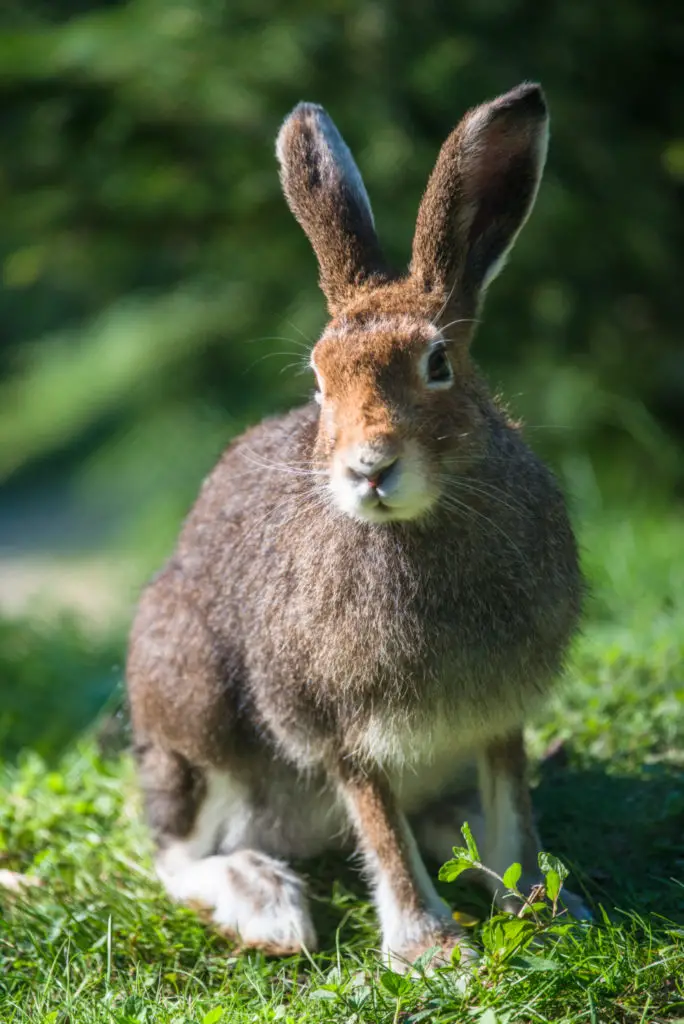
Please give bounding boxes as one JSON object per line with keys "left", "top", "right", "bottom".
{"left": 300, "top": 754, "right": 684, "bottom": 951}
{"left": 534, "top": 757, "right": 684, "bottom": 920}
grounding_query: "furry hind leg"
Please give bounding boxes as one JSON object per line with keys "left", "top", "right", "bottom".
{"left": 140, "top": 746, "right": 317, "bottom": 954}
{"left": 478, "top": 730, "right": 590, "bottom": 919}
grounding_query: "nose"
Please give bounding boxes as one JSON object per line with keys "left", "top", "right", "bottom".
{"left": 346, "top": 455, "right": 399, "bottom": 491}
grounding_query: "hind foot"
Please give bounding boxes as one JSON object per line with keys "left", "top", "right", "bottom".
{"left": 384, "top": 916, "right": 479, "bottom": 975}
{"left": 158, "top": 848, "right": 317, "bottom": 955}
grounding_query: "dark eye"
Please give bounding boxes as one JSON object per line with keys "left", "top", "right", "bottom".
{"left": 425, "top": 345, "right": 453, "bottom": 387}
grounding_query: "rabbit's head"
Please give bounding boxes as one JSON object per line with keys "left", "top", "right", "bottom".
{"left": 277, "top": 84, "right": 548, "bottom": 524}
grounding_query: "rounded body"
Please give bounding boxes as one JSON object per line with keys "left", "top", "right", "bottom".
{"left": 128, "top": 398, "right": 581, "bottom": 853}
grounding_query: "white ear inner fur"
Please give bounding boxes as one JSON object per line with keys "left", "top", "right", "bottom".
{"left": 310, "top": 107, "right": 375, "bottom": 228}
{"left": 310, "top": 355, "right": 325, "bottom": 403}
{"left": 463, "top": 111, "right": 550, "bottom": 291}
{"left": 276, "top": 104, "right": 375, "bottom": 228}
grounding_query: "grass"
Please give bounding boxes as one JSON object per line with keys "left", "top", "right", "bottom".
{"left": 1, "top": 504, "right": 683, "bottom": 1023}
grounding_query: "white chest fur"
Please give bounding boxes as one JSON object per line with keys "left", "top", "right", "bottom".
{"left": 347, "top": 706, "right": 481, "bottom": 812}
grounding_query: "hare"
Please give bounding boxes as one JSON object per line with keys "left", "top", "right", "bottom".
{"left": 127, "top": 82, "right": 587, "bottom": 970}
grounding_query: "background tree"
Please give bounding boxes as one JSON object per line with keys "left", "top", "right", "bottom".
{"left": 0, "top": 0, "right": 682, "bottom": 563}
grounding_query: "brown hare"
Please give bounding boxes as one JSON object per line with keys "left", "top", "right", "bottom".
{"left": 127, "top": 82, "right": 587, "bottom": 971}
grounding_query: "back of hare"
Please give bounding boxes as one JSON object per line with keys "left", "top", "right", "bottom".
{"left": 127, "top": 82, "right": 587, "bottom": 969}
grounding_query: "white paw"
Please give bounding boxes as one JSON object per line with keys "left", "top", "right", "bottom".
{"left": 158, "top": 849, "right": 317, "bottom": 955}
{"left": 214, "top": 851, "right": 317, "bottom": 954}
{"left": 0, "top": 869, "right": 42, "bottom": 893}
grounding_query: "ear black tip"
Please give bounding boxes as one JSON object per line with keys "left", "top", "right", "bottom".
{"left": 276, "top": 102, "right": 337, "bottom": 166}
{"left": 496, "top": 82, "right": 548, "bottom": 120}
{"left": 287, "top": 101, "right": 326, "bottom": 122}
{"left": 276, "top": 102, "right": 324, "bottom": 164}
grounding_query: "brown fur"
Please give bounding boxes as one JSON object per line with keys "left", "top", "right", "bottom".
{"left": 126, "top": 82, "right": 585, "bottom": 962}
{"left": 411, "top": 83, "right": 549, "bottom": 313}
{"left": 276, "top": 103, "right": 392, "bottom": 312}
{"left": 342, "top": 771, "right": 427, "bottom": 919}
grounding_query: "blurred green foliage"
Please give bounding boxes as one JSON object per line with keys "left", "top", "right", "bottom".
{"left": 0, "top": 0, "right": 682, "bottom": 559}
{"left": 0, "top": 614, "right": 124, "bottom": 760}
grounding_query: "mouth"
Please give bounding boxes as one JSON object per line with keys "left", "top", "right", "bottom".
{"left": 329, "top": 444, "right": 439, "bottom": 524}
{"left": 343, "top": 491, "right": 426, "bottom": 525}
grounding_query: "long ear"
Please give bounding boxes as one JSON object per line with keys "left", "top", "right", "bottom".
{"left": 410, "top": 83, "right": 549, "bottom": 316}
{"left": 276, "top": 103, "right": 392, "bottom": 313}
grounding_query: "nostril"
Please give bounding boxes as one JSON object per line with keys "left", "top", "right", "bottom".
{"left": 345, "top": 465, "right": 368, "bottom": 484}
{"left": 373, "top": 458, "right": 398, "bottom": 490}
{"left": 346, "top": 457, "right": 399, "bottom": 489}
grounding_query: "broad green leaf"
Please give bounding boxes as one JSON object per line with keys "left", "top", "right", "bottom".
{"left": 502, "top": 862, "right": 522, "bottom": 890}
{"left": 202, "top": 1009, "right": 224, "bottom": 1024}
{"left": 545, "top": 869, "right": 561, "bottom": 902}
{"left": 379, "top": 970, "right": 412, "bottom": 998}
{"left": 411, "top": 945, "right": 442, "bottom": 974}
{"left": 508, "top": 954, "right": 561, "bottom": 971}
{"left": 538, "top": 852, "right": 569, "bottom": 883}
{"left": 521, "top": 901, "right": 548, "bottom": 916}
{"left": 453, "top": 909, "right": 480, "bottom": 927}
{"left": 482, "top": 915, "right": 536, "bottom": 956}
{"left": 310, "top": 988, "right": 338, "bottom": 1000}
{"left": 547, "top": 922, "right": 576, "bottom": 937}
{"left": 439, "top": 853, "right": 472, "bottom": 882}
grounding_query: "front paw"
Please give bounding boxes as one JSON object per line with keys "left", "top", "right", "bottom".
{"left": 383, "top": 918, "right": 479, "bottom": 975}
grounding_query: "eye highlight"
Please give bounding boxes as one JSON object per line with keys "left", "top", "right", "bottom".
{"left": 423, "top": 342, "right": 453, "bottom": 389}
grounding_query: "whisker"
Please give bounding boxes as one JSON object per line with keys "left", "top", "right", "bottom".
{"left": 241, "top": 356, "right": 311, "bottom": 380}
{"left": 520, "top": 424, "right": 573, "bottom": 432}
{"left": 431, "top": 277, "right": 459, "bottom": 325}
{"left": 438, "top": 452, "right": 515, "bottom": 468}
{"left": 443, "top": 478, "right": 528, "bottom": 518}
{"left": 439, "top": 491, "right": 525, "bottom": 561}
{"left": 435, "top": 432, "right": 472, "bottom": 443}
{"left": 237, "top": 446, "right": 328, "bottom": 478}
{"left": 439, "top": 316, "right": 481, "bottom": 335}
{"left": 286, "top": 320, "right": 316, "bottom": 348}
{"left": 440, "top": 468, "right": 524, "bottom": 499}
{"left": 239, "top": 496, "right": 312, "bottom": 549}
{"left": 208, "top": 465, "right": 326, "bottom": 486}
{"left": 278, "top": 360, "right": 311, "bottom": 377}
{"left": 238, "top": 483, "right": 332, "bottom": 548}
{"left": 245, "top": 334, "right": 312, "bottom": 353}
{"left": 228, "top": 452, "right": 324, "bottom": 470}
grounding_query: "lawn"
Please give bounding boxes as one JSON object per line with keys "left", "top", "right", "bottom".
{"left": 1, "top": 504, "right": 683, "bottom": 1023}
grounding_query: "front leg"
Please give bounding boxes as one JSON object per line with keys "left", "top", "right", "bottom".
{"left": 478, "top": 729, "right": 590, "bottom": 918}
{"left": 337, "top": 766, "right": 477, "bottom": 971}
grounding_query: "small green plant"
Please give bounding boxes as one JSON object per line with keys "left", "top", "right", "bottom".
{"left": 440, "top": 823, "right": 580, "bottom": 980}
